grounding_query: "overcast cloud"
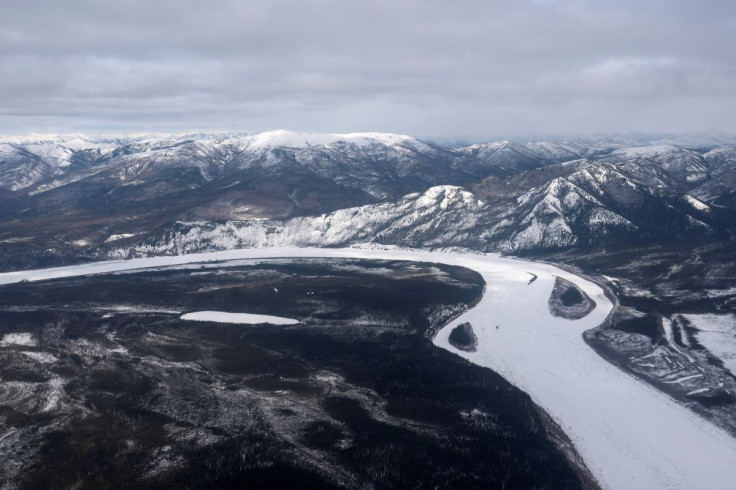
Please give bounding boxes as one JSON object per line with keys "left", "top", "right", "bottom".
{"left": 1, "top": 0, "right": 735, "bottom": 139}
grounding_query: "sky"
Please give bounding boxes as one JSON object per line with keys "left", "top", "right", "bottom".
{"left": 1, "top": 0, "right": 735, "bottom": 140}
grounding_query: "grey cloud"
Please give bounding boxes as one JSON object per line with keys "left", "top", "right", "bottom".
{"left": 0, "top": 0, "right": 734, "bottom": 138}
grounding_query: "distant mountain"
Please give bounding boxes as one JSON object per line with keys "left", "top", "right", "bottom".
{"left": 456, "top": 141, "right": 588, "bottom": 173}
{"left": 695, "top": 146, "right": 736, "bottom": 208}
{"left": 0, "top": 143, "right": 62, "bottom": 192}
{"left": 0, "top": 131, "right": 735, "bottom": 268}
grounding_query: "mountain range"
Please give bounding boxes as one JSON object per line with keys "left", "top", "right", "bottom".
{"left": 0, "top": 130, "right": 734, "bottom": 268}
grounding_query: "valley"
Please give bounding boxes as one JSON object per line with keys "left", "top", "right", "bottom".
{"left": 2, "top": 247, "right": 736, "bottom": 488}
{"left": 0, "top": 253, "right": 592, "bottom": 489}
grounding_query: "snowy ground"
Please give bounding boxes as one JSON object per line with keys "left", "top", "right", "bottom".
{"left": 684, "top": 313, "right": 736, "bottom": 375}
{"left": 2, "top": 247, "right": 736, "bottom": 489}
{"left": 180, "top": 311, "right": 299, "bottom": 325}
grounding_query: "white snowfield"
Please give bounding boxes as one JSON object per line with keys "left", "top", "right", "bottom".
{"left": 1, "top": 247, "right": 736, "bottom": 489}
{"left": 180, "top": 311, "right": 299, "bottom": 325}
{"left": 234, "top": 129, "right": 418, "bottom": 150}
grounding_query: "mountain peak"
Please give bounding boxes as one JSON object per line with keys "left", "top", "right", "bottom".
{"left": 416, "top": 185, "right": 482, "bottom": 209}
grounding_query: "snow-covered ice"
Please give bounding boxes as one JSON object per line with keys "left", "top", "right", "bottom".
{"left": 180, "top": 311, "right": 299, "bottom": 325}
{"left": 1, "top": 247, "right": 736, "bottom": 489}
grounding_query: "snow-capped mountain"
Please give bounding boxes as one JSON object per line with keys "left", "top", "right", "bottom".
{"left": 1, "top": 130, "right": 495, "bottom": 216}
{"left": 694, "top": 146, "right": 736, "bottom": 208}
{"left": 0, "top": 131, "right": 735, "bottom": 269}
{"left": 127, "top": 186, "right": 489, "bottom": 256}
{"left": 119, "top": 160, "right": 726, "bottom": 258}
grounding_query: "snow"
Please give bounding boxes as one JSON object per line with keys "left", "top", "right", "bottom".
{"left": 21, "top": 143, "right": 74, "bottom": 167}
{"left": 180, "top": 311, "right": 299, "bottom": 325}
{"left": 688, "top": 388, "right": 710, "bottom": 396}
{"left": 41, "top": 377, "right": 64, "bottom": 412}
{"left": 0, "top": 143, "right": 22, "bottom": 160}
{"left": 684, "top": 314, "right": 736, "bottom": 375}
{"left": 705, "top": 287, "right": 736, "bottom": 299}
{"left": 612, "top": 145, "right": 681, "bottom": 159}
{"left": 0, "top": 135, "right": 115, "bottom": 166}
{"left": 511, "top": 215, "right": 574, "bottom": 250}
{"left": 20, "top": 351, "right": 58, "bottom": 364}
{"left": 415, "top": 185, "right": 480, "bottom": 210}
{"left": 431, "top": 254, "right": 736, "bottom": 490}
{"left": 1, "top": 247, "right": 736, "bottom": 489}
{"left": 523, "top": 141, "right": 585, "bottom": 161}
{"left": 685, "top": 195, "right": 710, "bottom": 213}
{"left": 129, "top": 185, "right": 486, "bottom": 255}
{"left": 0, "top": 130, "right": 420, "bottom": 154}
{"left": 0, "top": 333, "right": 36, "bottom": 347}
{"left": 232, "top": 130, "right": 417, "bottom": 150}
{"left": 1, "top": 133, "right": 90, "bottom": 146}
{"left": 105, "top": 233, "right": 137, "bottom": 243}
{"left": 664, "top": 374, "right": 703, "bottom": 384}
{"left": 588, "top": 208, "right": 635, "bottom": 229}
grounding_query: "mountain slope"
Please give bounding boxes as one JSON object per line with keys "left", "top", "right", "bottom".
{"left": 119, "top": 161, "right": 722, "bottom": 258}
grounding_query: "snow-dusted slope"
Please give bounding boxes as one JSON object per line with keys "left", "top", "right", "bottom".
{"left": 0, "top": 131, "right": 454, "bottom": 197}
{"left": 0, "top": 144, "right": 61, "bottom": 191}
{"left": 2, "top": 131, "right": 489, "bottom": 223}
{"left": 0, "top": 136, "right": 114, "bottom": 191}
{"left": 498, "top": 176, "right": 637, "bottom": 251}
{"left": 692, "top": 146, "right": 736, "bottom": 206}
{"left": 220, "top": 130, "right": 466, "bottom": 200}
{"left": 286, "top": 185, "right": 487, "bottom": 248}
{"left": 471, "top": 160, "right": 716, "bottom": 250}
{"left": 123, "top": 166, "right": 717, "bottom": 258}
{"left": 458, "top": 141, "right": 549, "bottom": 174}
{"left": 127, "top": 185, "right": 488, "bottom": 255}
{"left": 523, "top": 141, "right": 588, "bottom": 162}
{"left": 457, "top": 140, "right": 589, "bottom": 174}
{"left": 600, "top": 145, "right": 710, "bottom": 189}
{"left": 2, "top": 247, "right": 736, "bottom": 489}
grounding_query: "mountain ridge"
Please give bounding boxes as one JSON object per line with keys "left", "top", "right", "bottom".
{"left": 0, "top": 131, "right": 735, "bottom": 270}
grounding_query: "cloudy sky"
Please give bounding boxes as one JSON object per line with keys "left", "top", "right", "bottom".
{"left": 1, "top": 0, "right": 735, "bottom": 139}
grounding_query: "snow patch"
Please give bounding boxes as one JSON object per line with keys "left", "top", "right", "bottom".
{"left": 105, "top": 233, "right": 138, "bottom": 243}
{"left": 684, "top": 314, "right": 736, "bottom": 375}
{"left": 234, "top": 130, "right": 417, "bottom": 150}
{"left": 685, "top": 195, "right": 710, "bottom": 213}
{"left": 21, "top": 351, "right": 58, "bottom": 364}
{"left": 180, "top": 311, "right": 299, "bottom": 325}
{"left": 0, "top": 333, "right": 36, "bottom": 347}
